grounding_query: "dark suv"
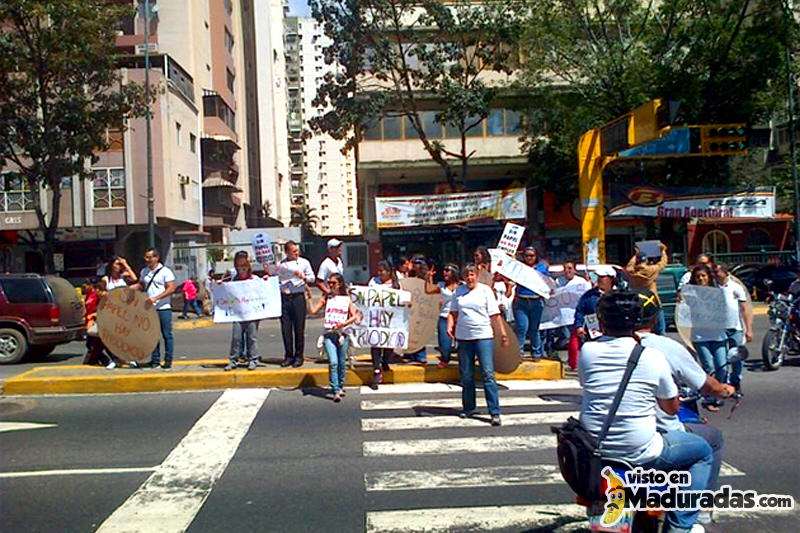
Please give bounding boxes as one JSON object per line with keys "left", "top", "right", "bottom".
{"left": 0, "top": 274, "right": 85, "bottom": 364}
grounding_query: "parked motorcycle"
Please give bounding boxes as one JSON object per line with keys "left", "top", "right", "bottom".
{"left": 762, "top": 280, "right": 800, "bottom": 370}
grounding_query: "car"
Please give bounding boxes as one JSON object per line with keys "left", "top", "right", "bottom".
{"left": 0, "top": 274, "right": 86, "bottom": 364}
{"left": 751, "top": 264, "right": 800, "bottom": 300}
{"left": 655, "top": 264, "right": 688, "bottom": 330}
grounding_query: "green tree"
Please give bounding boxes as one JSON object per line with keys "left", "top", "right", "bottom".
{"left": 291, "top": 205, "right": 320, "bottom": 235}
{"left": 309, "top": 0, "right": 523, "bottom": 188}
{"left": 0, "top": 0, "right": 149, "bottom": 273}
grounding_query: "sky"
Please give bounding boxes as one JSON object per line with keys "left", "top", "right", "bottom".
{"left": 288, "top": 0, "right": 311, "bottom": 17}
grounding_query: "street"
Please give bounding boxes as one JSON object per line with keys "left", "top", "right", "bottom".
{"left": 1, "top": 312, "right": 799, "bottom": 532}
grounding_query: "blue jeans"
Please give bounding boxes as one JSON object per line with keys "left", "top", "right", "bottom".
{"left": 404, "top": 347, "right": 427, "bottom": 363}
{"left": 654, "top": 308, "right": 666, "bottom": 335}
{"left": 685, "top": 422, "right": 724, "bottom": 491}
{"left": 694, "top": 340, "right": 728, "bottom": 382}
{"left": 437, "top": 317, "right": 453, "bottom": 362}
{"left": 643, "top": 430, "right": 713, "bottom": 530}
{"left": 457, "top": 338, "right": 500, "bottom": 416}
{"left": 230, "top": 320, "right": 260, "bottom": 361}
{"left": 323, "top": 333, "right": 349, "bottom": 393}
{"left": 726, "top": 329, "right": 744, "bottom": 389}
{"left": 150, "top": 309, "right": 174, "bottom": 365}
{"left": 513, "top": 297, "right": 544, "bottom": 358}
{"left": 181, "top": 298, "right": 202, "bottom": 317}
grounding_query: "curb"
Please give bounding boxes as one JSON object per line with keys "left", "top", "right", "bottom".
{"left": 173, "top": 317, "right": 215, "bottom": 330}
{"left": 1, "top": 359, "right": 563, "bottom": 396}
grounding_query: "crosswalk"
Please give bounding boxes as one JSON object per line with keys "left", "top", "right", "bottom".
{"left": 358, "top": 379, "right": 752, "bottom": 533}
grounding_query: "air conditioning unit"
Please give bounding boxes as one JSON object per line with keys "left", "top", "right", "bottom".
{"left": 178, "top": 175, "right": 191, "bottom": 185}
{"left": 135, "top": 43, "right": 158, "bottom": 55}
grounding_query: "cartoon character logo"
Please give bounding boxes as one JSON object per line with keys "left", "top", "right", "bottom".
{"left": 601, "top": 466, "right": 627, "bottom": 527}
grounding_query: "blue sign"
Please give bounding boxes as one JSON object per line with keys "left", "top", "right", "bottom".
{"left": 618, "top": 128, "right": 690, "bottom": 157}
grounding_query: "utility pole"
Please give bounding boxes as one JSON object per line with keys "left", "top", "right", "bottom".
{"left": 142, "top": 0, "right": 155, "bottom": 249}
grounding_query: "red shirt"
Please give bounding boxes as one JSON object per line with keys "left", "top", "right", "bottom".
{"left": 183, "top": 279, "right": 198, "bottom": 299}
{"left": 84, "top": 290, "right": 98, "bottom": 317}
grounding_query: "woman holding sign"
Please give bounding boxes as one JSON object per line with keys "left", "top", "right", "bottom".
{"left": 309, "top": 273, "right": 359, "bottom": 402}
{"left": 448, "top": 264, "right": 510, "bottom": 426}
{"left": 368, "top": 261, "right": 402, "bottom": 388}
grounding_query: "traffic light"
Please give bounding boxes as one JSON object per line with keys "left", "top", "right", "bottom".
{"left": 700, "top": 124, "right": 748, "bottom": 155}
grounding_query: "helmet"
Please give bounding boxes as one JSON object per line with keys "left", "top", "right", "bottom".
{"left": 635, "top": 289, "right": 661, "bottom": 326}
{"left": 596, "top": 289, "right": 642, "bottom": 333}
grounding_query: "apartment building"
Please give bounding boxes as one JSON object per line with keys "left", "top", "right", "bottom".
{"left": 285, "top": 17, "right": 361, "bottom": 236}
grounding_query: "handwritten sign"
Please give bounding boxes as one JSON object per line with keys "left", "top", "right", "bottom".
{"left": 540, "top": 283, "right": 591, "bottom": 330}
{"left": 251, "top": 232, "right": 276, "bottom": 265}
{"left": 489, "top": 248, "right": 552, "bottom": 299}
{"left": 493, "top": 317, "right": 521, "bottom": 374}
{"left": 676, "top": 285, "right": 734, "bottom": 331}
{"left": 211, "top": 277, "right": 281, "bottom": 323}
{"left": 97, "top": 289, "right": 159, "bottom": 362}
{"left": 497, "top": 222, "right": 525, "bottom": 256}
{"left": 346, "top": 285, "right": 410, "bottom": 350}
{"left": 399, "top": 277, "right": 439, "bottom": 354}
{"left": 324, "top": 296, "right": 351, "bottom": 330}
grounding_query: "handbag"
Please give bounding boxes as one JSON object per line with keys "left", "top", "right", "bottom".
{"left": 551, "top": 343, "right": 644, "bottom": 501}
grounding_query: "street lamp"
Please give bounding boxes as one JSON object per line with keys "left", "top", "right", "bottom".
{"left": 140, "top": 0, "right": 156, "bottom": 249}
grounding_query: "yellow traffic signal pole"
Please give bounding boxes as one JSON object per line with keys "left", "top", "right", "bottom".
{"left": 578, "top": 128, "right": 614, "bottom": 264}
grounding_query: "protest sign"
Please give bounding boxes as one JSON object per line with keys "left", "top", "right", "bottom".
{"left": 346, "top": 285, "right": 411, "bottom": 350}
{"left": 540, "top": 284, "right": 590, "bottom": 330}
{"left": 677, "top": 278, "right": 752, "bottom": 347}
{"left": 211, "top": 277, "right": 281, "bottom": 323}
{"left": 97, "top": 289, "right": 159, "bottom": 362}
{"left": 497, "top": 222, "right": 525, "bottom": 257}
{"left": 493, "top": 317, "right": 521, "bottom": 374}
{"left": 251, "top": 232, "right": 276, "bottom": 265}
{"left": 323, "top": 296, "right": 351, "bottom": 330}
{"left": 398, "top": 277, "right": 439, "bottom": 354}
{"left": 635, "top": 240, "right": 662, "bottom": 259}
{"left": 489, "top": 249, "right": 553, "bottom": 298}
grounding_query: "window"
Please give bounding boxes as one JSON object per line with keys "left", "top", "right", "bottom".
{"left": 363, "top": 119, "right": 381, "bottom": 140}
{"left": 505, "top": 109, "right": 522, "bottom": 134}
{"left": 702, "top": 230, "right": 730, "bottom": 256}
{"left": 422, "top": 111, "right": 442, "bottom": 139}
{"left": 224, "top": 28, "right": 234, "bottom": 54}
{"left": 746, "top": 228, "right": 773, "bottom": 251}
{"left": 465, "top": 114, "right": 484, "bottom": 137}
{"left": 383, "top": 116, "right": 402, "bottom": 139}
{"left": 0, "top": 279, "right": 48, "bottom": 303}
{"left": 487, "top": 109, "right": 504, "bottom": 136}
{"left": 107, "top": 129, "right": 124, "bottom": 151}
{"left": 226, "top": 69, "right": 235, "bottom": 92}
{"left": 92, "top": 168, "right": 126, "bottom": 208}
{"left": 190, "top": 133, "right": 197, "bottom": 153}
{"left": 0, "top": 173, "right": 33, "bottom": 212}
{"left": 176, "top": 122, "right": 182, "bottom": 146}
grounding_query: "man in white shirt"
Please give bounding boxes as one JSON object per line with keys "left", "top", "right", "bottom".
{"left": 277, "top": 241, "right": 316, "bottom": 367}
{"left": 714, "top": 264, "right": 753, "bottom": 393}
{"left": 137, "top": 248, "right": 177, "bottom": 369}
{"left": 579, "top": 289, "right": 713, "bottom": 533}
{"left": 317, "top": 238, "right": 345, "bottom": 296}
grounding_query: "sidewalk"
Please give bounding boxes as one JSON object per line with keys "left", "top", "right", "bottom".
{"left": 1, "top": 354, "right": 563, "bottom": 395}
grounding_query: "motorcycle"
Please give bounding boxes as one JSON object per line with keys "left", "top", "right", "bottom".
{"left": 761, "top": 280, "right": 800, "bottom": 370}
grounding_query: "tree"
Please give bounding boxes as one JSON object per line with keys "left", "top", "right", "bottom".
{"left": 309, "top": 0, "right": 523, "bottom": 188}
{"left": 291, "top": 205, "right": 320, "bottom": 235}
{"left": 520, "top": 0, "right": 795, "bottom": 194}
{"left": 0, "top": 0, "right": 149, "bottom": 273}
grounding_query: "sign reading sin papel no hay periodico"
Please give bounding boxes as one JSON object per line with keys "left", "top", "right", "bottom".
{"left": 97, "top": 289, "right": 159, "bottom": 362}
{"left": 211, "top": 277, "right": 282, "bottom": 323}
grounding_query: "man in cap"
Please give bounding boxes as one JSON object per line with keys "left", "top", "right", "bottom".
{"left": 317, "top": 238, "right": 345, "bottom": 296}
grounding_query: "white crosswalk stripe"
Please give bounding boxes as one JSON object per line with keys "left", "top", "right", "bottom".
{"left": 363, "top": 434, "right": 557, "bottom": 457}
{"left": 362, "top": 410, "right": 578, "bottom": 431}
{"left": 361, "top": 396, "right": 569, "bottom": 411}
{"left": 360, "top": 379, "right": 581, "bottom": 395}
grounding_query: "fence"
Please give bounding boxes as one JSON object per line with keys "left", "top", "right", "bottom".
{"left": 673, "top": 250, "right": 796, "bottom": 266}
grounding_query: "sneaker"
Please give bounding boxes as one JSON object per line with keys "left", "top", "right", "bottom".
{"left": 697, "top": 511, "right": 714, "bottom": 525}
{"left": 148, "top": 362, "right": 160, "bottom": 369}
{"left": 332, "top": 392, "right": 342, "bottom": 403}
{"left": 458, "top": 411, "right": 475, "bottom": 419}
{"left": 224, "top": 362, "right": 236, "bottom": 371}
{"left": 105, "top": 360, "right": 117, "bottom": 370}
{"left": 280, "top": 358, "right": 293, "bottom": 367}
{"left": 128, "top": 361, "right": 140, "bottom": 369}
{"left": 339, "top": 389, "right": 347, "bottom": 397}
{"left": 247, "top": 360, "right": 257, "bottom": 371}
{"left": 491, "top": 414, "right": 502, "bottom": 426}
{"left": 161, "top": 361, "right": 172, "bottom": 370}
{"left": 292, "top": 358, "right": 304, "bottom": 368}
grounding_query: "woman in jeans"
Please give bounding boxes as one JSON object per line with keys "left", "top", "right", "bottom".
{"left": 447, "top": 264, "right": 510, "bottom": 426}
{"left": 425, "top": 263, "right": 461, "bottom": 369}
{"left": 687, "top": 264, "right": 727, "bottom": 412}
{"left": 309, "top": 273, "right": 358, "bottom": 402}
{"left": 512, "top": 246, "right": 549, "bottom": 360}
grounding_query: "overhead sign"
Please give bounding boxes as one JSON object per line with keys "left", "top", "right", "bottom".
{"left": 617, "top": 128, "right": 690, "bottom": 157}
{"left": 489, "top": 249, "right": 552, "bottom": 299}
{"left": 375, "top": 188, "right": 526, "bottom": 228}
{"left": 97, "top": 289, "right": 159, "bottom": 362}
{"left": 346, "top": 285, "right": 411, "bottom": 350}
{"left": 496, "top": 222, "right": 525, "bottom": 256}
{"left": 211, "top": 277, "right": 282, "bottom": 323}
{"left": 609, "top": 185, "right": 775, "bottom": 219}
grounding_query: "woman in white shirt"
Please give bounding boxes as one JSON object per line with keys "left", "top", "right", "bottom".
{"left": 447, "top": 264, "right": 510, "bottom": 426}
{"left": 425, "top": 263, "right": 461, "bottom": 369}
{"left": 101, "top": 256, "right": 138, "bottom": 292}
{"left": 368, "top": 260, "right": 401, "bottom": 388}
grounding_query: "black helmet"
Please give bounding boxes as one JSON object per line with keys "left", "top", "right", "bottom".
{"left": 635, "top": 288, "right": 661, "bottom": 326}
{"left": 596, "top": 289, "right": 642, "bottom": 333}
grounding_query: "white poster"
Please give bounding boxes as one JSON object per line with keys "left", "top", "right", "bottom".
{"left": 489, "top": 249, "right": 553, "bottom": 299}
{"left": 540, "top": 284, "right": 591, "bottom": 330}
{"left": 497, "top": 222, "right": 525, "bottom": 257}
{"left": 211, "top": 277, "right": 281, "bottom": 323}
{"left": 345, "top": 285, "right": 411, "bottom": 350}
{"left": 323, "top": 296, "right": 351, "bottom": 330}
{"left": 251, "top": 232, "right": 276, "bottom": 265}
{"left": 375, "top": 188, "right": 526, "bottom": 228}
{"left": 676, "top": 285, "right": 735, "bottom": 332}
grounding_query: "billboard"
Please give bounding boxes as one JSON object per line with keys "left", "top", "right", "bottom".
{"left": 609, "top": 185, "right": 775, "bottom": 219}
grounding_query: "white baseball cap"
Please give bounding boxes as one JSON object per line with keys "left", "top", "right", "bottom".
{"left": 327, "top": 238, "right": 343, "bottom": 248}
{"left": 594, "top": 265, "right": 617, "bottom": 277}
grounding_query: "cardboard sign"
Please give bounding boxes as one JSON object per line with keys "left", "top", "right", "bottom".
{"left": 489, "top": 249, "right": 552, "bottom": 299}
{"left": 398, "top": 277, "right": 439, "bottom": 354}
{"left": 211, "top": 277, "right": 281, "bottom": 323}
{"left": 584, "top": 313, "right": 602, "bottom": 339}
{"left": 497, "top": 222, "right": 525, "bottom": 256}
{"left": 251, "top": 232, "right": 276, "bottom": 265}
{"left": 323, "top": 295, "right": 351, "bottom": 330}
{"left": 346, "top": 285, "right": 411, "bottom": 350}
{"left": 540, "top": 283, "right": 591, "bottom": 330}
{"left": 97, "top": 289, "right": 159, "bottom": 362}
{"left": 636, "top": 240, "right": 662, "bottom": 259}
{"left": 493, "top": 316, "right": 521, "bottom": 374}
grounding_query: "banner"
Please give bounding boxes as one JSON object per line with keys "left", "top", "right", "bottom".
{"left": 97, "top": 289, "right": 159, "bottom": 362}
{"left": 375, "top": 188, "right": 526, "bottom": 228}
{"left": 540, "top": 283, "right": 591, "bottom": 330}
{"left": 489, "top": 249, "right": 553, "bottom": 299}
{"left": 497, "top": 222, "right": 525, "bottom": 256}
{"left": 609, "top": 184, "right": 775, "bottom": 219}
{"left": 323, "top": 296, "right": 351, "bottom": 330}
{"left": 346, "top": 285, "right": 411, "bottom": 350}
{"left": 211, "top": 277, "right": 281, "bottom": 323}
{"left": 251, "top": 232, "right": 276, "bottom": 265}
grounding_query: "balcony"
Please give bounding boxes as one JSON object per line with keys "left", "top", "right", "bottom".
{"left": 116, "top": 54, "right": 195, "bottom": 104}
{"left": 203, "top": 91, "right": 236, "bottom": 138}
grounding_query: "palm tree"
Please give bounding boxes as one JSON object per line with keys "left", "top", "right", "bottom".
{"left": 291, "top": 205, "right": 319, "bottom": 235}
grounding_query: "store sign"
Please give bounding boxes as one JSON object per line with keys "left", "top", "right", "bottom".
{"left": 609, "top": 185, "right": 775, "bottom": 219}
{"left": 375, "top": 188, "right": 526, "bottom": 228}
{"left": 33, "top": 226, "right": 117, "bottom": 241}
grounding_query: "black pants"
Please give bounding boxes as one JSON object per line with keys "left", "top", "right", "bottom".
{"left": 371, "top": 348, "right": 392, "bottom": 372}
{"left": 281, "top": 292, "right": 306, "bottom": 361}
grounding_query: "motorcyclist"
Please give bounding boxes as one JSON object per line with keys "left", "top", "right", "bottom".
{"left": 579, "top": 289, "right": 713, "bottom": 533}
{"left": 634, "top": 289, "right": 735, "bottom": 528}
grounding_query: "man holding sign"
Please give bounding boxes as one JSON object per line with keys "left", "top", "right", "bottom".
{"left": 277, "top": 241, "right": 316, "bottom": 367}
